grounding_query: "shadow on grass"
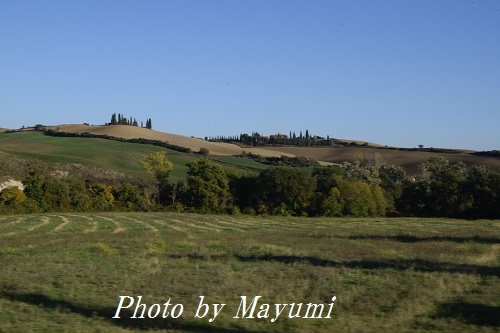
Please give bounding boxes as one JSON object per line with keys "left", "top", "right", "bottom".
{"left": 232, "top": 254, "right": 500, "bottom": 277}
{"left": 310, "top": 234, "right": 500, "bottom": 244}
{"left": 0, "top": 291, "right": 264, "bottom": 333}
{"left": 434, "top": 302, "right": 500, "bottom": 327}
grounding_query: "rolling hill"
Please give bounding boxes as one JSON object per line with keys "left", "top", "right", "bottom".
{"left": 1, "top": 124, "right": 498, "bottom": 177}
{"left": 46, "top": 124, "right": 294, "bottom": 158}
{"left": 0, "top": 131, "right": 268, "bottom": 182}
{"left": 51, "top": 123, "right": 499, "bottom": 175}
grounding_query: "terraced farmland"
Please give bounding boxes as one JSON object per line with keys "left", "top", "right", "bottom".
{"left": 1, "top": 213, "right": 499, "bottom": 332}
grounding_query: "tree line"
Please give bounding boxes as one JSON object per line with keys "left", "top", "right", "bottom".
{"left": 207, "top": 130, "right": 349, "bottom": 147}
{"left": 1, "top": 153, "right": 499, "bottom": 218}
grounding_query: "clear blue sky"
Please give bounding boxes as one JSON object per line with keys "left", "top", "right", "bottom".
{"left": 1, "top": 0, "right": 499, "bottom": 150}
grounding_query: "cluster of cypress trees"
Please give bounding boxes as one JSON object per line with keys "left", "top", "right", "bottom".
{"left": 109, "top": 113, "right": 152, "bottom": 129}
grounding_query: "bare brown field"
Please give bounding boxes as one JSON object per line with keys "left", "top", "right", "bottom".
{"left": 259, "top": 146, "right": 500, "bottom": 175}
{"left": 47, "top": 124, "right": 293, "bottom": 158}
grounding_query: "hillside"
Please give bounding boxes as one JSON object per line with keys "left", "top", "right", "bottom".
{"left": 259, "top": 146, "right": 500, "bottom": 175}
{"left": 3, "top": 124, "right": 498, "bottom": 175}
{"left": 47, "top": 124, "right": 294, "bottom": 158}
{"left": 0, "top": 131, "right": 268, "bottom": 182}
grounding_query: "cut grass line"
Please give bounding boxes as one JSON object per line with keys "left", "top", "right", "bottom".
{"left": 0, "top": 217, "right": 25, "bottom": 229}
{"left": 116, "top": 215, "right": 158, "bottom": 232}
{"left": 26, "top": 216, "right": 51, "bottom": 232}
{"left": 150, "top": 219, "right": 190, "bottom": 234}
{"left": 170, "top": 219, "right": 221, "bottom": 232}
{"left": 53, "top": 216, "right": 70, "bottom": 232}
{"left": 68, "top": 215, "right": 98, "bottom": 233}
{"left": 1, "top": 232, "right": 17, "bottom": 237}
{"left": 180, "top": 215, "right": 245, "bottom": 230}
{"left": 201, "top": 220, "right": 246, "bottom": 232}
{"left": 95, "top": 215, "right": 126, "bottom": 233}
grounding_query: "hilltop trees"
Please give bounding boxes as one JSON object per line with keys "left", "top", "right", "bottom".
{"left": 109, "top": 113, "right": 152, "bottom": 129}
{"left": 208, "top": 129, "right": 336, "bottom": 147}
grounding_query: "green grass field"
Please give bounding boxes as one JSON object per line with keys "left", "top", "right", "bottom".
{"left": 0, "top": 132, "right": 266, "bottom": 181}
{"left": 0, "top": 213, "right": 498, "bottom": 332}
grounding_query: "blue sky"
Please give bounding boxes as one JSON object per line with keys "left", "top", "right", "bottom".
{"left": 1, "top": 0, "right": 499, "bottom": 150}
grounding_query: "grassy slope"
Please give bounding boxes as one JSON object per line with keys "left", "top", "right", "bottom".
{"left": 0, "top": 213, "right": 498, "bottom": 332}
{"left": 0, "top": 132, "right": 266, "bottom": 181}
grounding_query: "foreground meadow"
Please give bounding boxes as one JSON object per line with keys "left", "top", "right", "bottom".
{"left": 0, "top": 213, "right": 498, "bottom": 332}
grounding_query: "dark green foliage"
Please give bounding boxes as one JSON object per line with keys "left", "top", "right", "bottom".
{"left": 240, "top": 153, "right": 319, "bottom": 167}
{"left": 68, "top": 179, "right": 92, "bottom": 211}
{"left": 461, "top": 165, "right": 500, "bottom": 218}
{"left": 398, "top": 157, "right": 500, "bottom": 218}
{"left": 379, "top": 165, "right": 405, "bottom": 215}
{"left": 198, "top": 147, "right": 209, "bottom": 156}
{"left": 23, "top": 172, "right": 46, "bottom": 209}
{"left": 109, "top": 113, "right": 146, "bottom": 127}
{"left": 256, "top": 166, "right": 316, "bottom": 216}
{"left": 43, "top": 179, "right": 72, "bottom": 212}
{"left": 186, "top": 159, "right": 230, "bottom": 213}
{"left": 227, "top": 172, "right": 258, "bottom": 211}
{"left": 163, "top": 180, "right": 188, "bottom": 208}
{"left": 312, "top": 165, "right": 345, "bottom": 195}
{"left": 115, "top": 182, "right": 148, "bottom": 211}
